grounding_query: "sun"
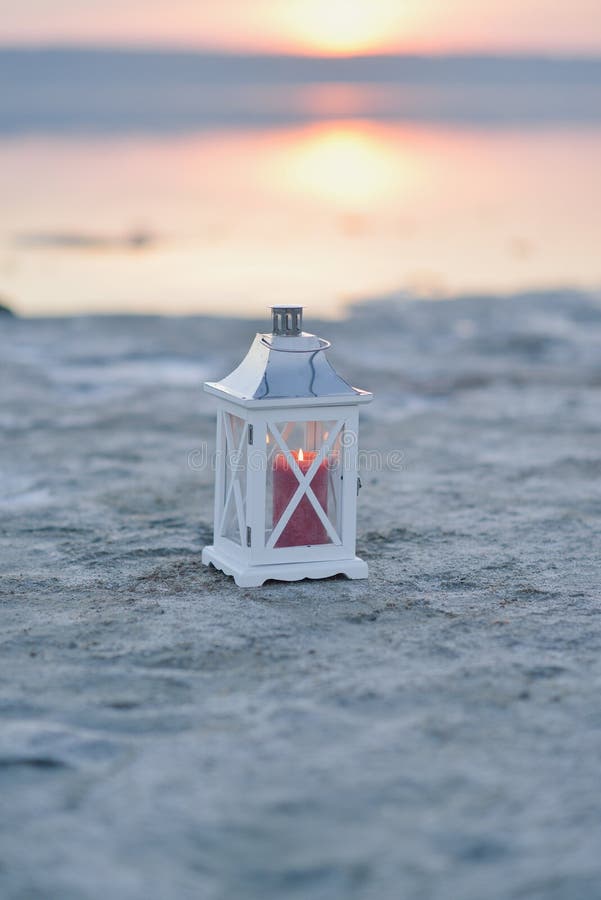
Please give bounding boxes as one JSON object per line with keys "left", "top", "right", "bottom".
{"left": 278, "top": 0, "right": 403, "bottom": 56}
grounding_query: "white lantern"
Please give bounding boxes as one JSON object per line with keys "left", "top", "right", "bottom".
{"left": 201, "top": 306, "right": 373, "bottom": 587}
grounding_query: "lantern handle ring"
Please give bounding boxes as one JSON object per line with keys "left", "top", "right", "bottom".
{"left": 260, "top": 337, "right": 331, "bottom": 353}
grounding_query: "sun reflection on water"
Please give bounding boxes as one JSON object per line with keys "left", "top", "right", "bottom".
{"left": 1, "top": 120, "right": 600, "bottom": 316}
{"left": 275, "top": 122, "right": 407, "bottom": 206}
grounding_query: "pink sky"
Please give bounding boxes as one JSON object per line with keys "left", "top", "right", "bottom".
{"left": 2, "top": 0, "right": 601, "bottom": 55}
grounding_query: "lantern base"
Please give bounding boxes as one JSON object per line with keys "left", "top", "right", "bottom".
{"left": 202, "top": 546, "right": 368, "bottom": 588}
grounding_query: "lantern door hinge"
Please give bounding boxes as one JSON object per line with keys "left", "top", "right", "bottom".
{"left": 248, "top": 425, "right": 253, "bottom": 445}
{"left": 246, "top": 526, "right": 252, "bottom": 547}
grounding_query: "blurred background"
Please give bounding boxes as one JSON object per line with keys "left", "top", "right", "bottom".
{"left": 1, "top": 0, "right": 600, "bottom": 317}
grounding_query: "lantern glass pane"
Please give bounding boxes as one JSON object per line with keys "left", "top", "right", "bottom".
{"left": 265, "top": 419, "right": 344, "bottom": 549}
{"left": 221, "top": 412, "right": 248, "bottom": 545}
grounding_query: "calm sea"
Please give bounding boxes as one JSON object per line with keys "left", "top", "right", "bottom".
{"left": 1, "top": 51, "right": 600, "bottom": 317}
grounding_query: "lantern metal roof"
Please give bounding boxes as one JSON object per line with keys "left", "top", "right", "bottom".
{"left": 204, "top": 306, "right": 372, "bottom": 408}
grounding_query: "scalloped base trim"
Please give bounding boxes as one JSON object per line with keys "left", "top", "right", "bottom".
{"left": 202, "top": 546, "right": 368, "bottom": 588}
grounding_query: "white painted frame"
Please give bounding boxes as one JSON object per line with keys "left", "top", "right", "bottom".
{"left": 248, "top": 406, "right": 359, "bottom": 565}
{"left": 204, "top": 398, "right": 365, "bottom": 585}
{"left": 212, "top": 405, "right": 251, "bottom": 563}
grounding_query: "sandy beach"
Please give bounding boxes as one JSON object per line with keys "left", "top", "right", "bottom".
{"left": 2, "top": 289, "right": 601, "bottom": 898}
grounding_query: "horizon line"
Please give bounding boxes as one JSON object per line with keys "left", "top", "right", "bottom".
{"left": 1, "top": 42, "right": 601, "bottom": 62}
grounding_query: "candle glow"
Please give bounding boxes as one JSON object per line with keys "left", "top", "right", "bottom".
{"left": 273, "top": 447, "right": 329, "bottom": 547}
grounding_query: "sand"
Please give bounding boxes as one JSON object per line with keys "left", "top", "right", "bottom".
{"left": 1, "top": 290, "right": 601, "bottom": 899}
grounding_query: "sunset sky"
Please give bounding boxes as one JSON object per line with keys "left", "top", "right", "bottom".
{"left": 2, "top": 0, "right": 601, "bottom": 55}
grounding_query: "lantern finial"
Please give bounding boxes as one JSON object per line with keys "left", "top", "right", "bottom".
{"left": 271, "top": 306, "right": 303, "bottom": 336}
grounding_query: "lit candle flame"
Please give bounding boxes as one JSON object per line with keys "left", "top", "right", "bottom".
{"left": 298, "top": 448, "right": 304, "bottom": 462}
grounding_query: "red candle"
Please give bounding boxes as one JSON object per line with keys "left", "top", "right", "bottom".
{"left": 273, "top": 449, "right": 329, "bottom": 547}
